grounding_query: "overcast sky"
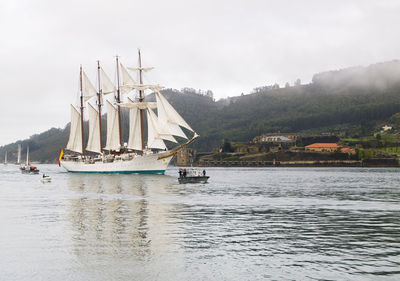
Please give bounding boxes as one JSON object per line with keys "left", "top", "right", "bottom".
{"left": 1, "top": 0, "right": 400, "bottom": 145}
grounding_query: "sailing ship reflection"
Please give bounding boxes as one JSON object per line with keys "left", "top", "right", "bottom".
{"left": 67, "top": 174, "right": 178, "bottom": 260}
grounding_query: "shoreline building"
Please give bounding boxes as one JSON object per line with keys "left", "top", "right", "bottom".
{"left": 305, "top": 143, "right": 340, "bottom": 152}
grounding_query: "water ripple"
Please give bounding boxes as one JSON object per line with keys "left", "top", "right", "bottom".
{"left": 0, "top": 165, "right": 399, "bottom": 280}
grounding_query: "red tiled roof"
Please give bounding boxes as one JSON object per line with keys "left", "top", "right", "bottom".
{"left": 305, "top": 143, "right": 340, "bottom": 148}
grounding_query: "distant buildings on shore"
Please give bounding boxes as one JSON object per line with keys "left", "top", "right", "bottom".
{"left": 176, "top": 133, "right": 357, "bottom": 165}
{"left": 305, "top": 143, "right": 340, "bottom": 152}
{"left": 253, "top": 134, "right": 294, "bottom": 143}
{"left": 305, "top": 143, "right": 355, "bottom": 154}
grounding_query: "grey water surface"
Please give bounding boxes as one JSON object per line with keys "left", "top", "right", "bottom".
{"left": 0, "top": 165, "right": 399, "bottom": 280}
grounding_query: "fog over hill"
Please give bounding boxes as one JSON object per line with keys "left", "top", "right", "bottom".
{"left": 2, "top": 60, "right": 400, "bottom": 163}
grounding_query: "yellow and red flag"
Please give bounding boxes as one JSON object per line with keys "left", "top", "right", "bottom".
{"left": 58, "top": 148, "right": 64, "bottom": 167}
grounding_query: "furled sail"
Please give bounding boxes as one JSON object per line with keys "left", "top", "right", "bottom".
{"left": 155, "top": 91, "right": 195, "bottom": 132}
{"left": 127, "top": 106, "right": 142, "bottom": 151}
{"left": 146, "top": 109, "right": 167, "bottom": 150}
{"left": 127, "top": 84, "right": 163, "bottom": 92}
{"left": 118, "top": 101, "right": 157, "bottom": 109}
{"left": 156, "top": 92, "right": 187, "bottom": 139}
{"left": 100, "top": 67, "right": 116, "bottom": 94}
{"left": 128, "top": 67, "right": 154, "bottom": 72}
{"left": 120, "top": 63, "right": 136, "bottom": 94}
{"left": 104, "top": 101, "right": 120, "bottom": 151}
{"left": 86, "top": 103, "right": 102, "bottom": 154}
{"left": 66, "top": 105, "right": 83, "bottom": 154}
{"left": 82, "top": 71, "right": 97, "bottom": 101}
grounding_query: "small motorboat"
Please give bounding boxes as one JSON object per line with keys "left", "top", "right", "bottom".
{"left": 178, "top": 168, "right": 209, "bottom": 184}
{"left": 40, "top": 174, "right": 51, "bottom": 183}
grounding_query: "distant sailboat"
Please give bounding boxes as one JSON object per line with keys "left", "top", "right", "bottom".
{"left": 61, "top": 50, "right": 198, "bottom": 173}
{"left": 4, "top": 151, "right": 7, "bottom": 165}
{"left": 16, "top": 144, "right": 21, "bottom": 165}
{"left": 20, "top": 146, "right": 39, "bottom": 174}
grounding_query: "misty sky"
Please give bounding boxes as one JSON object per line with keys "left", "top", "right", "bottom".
{"left": 1, "top": 0, "right": 400, "bottom": 145}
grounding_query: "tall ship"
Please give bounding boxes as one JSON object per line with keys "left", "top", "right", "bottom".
{"left": 61, "top": 50, "right": 198, "bottom": 173}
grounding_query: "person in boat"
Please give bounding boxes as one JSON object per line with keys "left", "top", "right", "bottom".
{"left": 202, "top": 170, "right": 206, "bottom": 176}
{"left": 178, "top": 169, "right": 182, "bottom": 178}
{"left": 183, "top": 168, "right": 187, "bottom": 177}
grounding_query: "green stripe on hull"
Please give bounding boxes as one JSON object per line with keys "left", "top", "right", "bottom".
{"left": 68, "top": 170, "right": 165, "bottom": 174}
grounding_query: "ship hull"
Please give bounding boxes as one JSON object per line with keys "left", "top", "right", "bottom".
{"left": 61, "top": 153, "right": 173, "bottom": 174}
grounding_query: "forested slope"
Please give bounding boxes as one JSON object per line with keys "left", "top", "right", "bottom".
{"left": 2, "top": 60, "right": 400, "bottom": 162}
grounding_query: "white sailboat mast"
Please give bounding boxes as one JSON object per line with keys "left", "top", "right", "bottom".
{"left": 115, "top": 56, "right": 123, "bottom": 148}
{"left": 138, "top": 49, "right": 145, "bottom": 150}
{"left": 96, "top": 61, "right": 104, "bottom": 154}
{"left": 79, "top": 66, "right": 85, "bottom": 155}
{"left": 17, "top": 144, "right": 21, "bottom": 164}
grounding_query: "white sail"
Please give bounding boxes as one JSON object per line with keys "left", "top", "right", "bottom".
{"left": 146, "top": 109, "right": 167, "bottom": 150}
{"left": 26, "top": 146, "right": 29, "bottom": 166}
{"left": 82, "top": 71, "right": 97, "bottom": 101}
{"left": 127, "top": 106, "right": 142, "bottom": 151}
{"left": 4, "top": 151, "right": 7, "bottom": 164}
{"left": 156, "top": 93, "right": 187, "bottom": 139}
{"left": 147, "top": 108, "right": 176, "bottom": 143}
{"left": 66, "top": 105, "right": 83, "bottom": 154}
{"left": 86, "top": 103, "right": 102, "bottom": 154}
{"left": 100, "top": 67, "right": 116, "bottom": 94}
{"left": 17, "top": 144, "right": 21, "bottom": 164}
{"left": 155, "top": 91, "right": 194, "bottom": 132}
{"left": 104, "top": 100, "right": 120, "bottom": 151}
{"left": 120, "top": 63, "right": 136, "bottom": 94}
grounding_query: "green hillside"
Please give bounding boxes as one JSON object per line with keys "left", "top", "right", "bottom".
{"left": 2, "top": 60, "right": 400, "bottom": 163}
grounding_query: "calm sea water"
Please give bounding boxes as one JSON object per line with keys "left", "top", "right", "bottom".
{"left": 0, "top": 165, "right": 399, "bottom": 280}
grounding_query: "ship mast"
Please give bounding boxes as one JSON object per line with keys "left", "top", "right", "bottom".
{"left": 138, "top": 49, "right": 145, "bottom": 150}
{"left": 26, "top": 146, "right": 29, "bottom": 166}
{"left": 115, "top": 56, "right": 123, "bottom": 149}
{"left": 97, "top": 61, "right": 104, "bottom": 154}
{"left": 79, "top": 66, "right": 85, "bottom": 156}
{"left": 17, "top": 144, "right": 21, "bottom": 165}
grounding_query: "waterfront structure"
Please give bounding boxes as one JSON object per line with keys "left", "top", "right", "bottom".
{"left": 305, "top": 143, "right": 340, "bottom": 152}
{"left": 253, "top": 133, "right": 297, "bottom": 143}
{"left": 176, "top": 147, "right": 196, "bottom": 166}
{"left": 340, "top": 147, "right": 356, "bottom": 155}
